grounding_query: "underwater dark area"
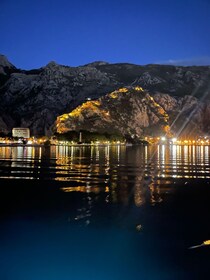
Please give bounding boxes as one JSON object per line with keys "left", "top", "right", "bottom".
{"left": 0, "top": 145, "right": 210, "bottom": 280}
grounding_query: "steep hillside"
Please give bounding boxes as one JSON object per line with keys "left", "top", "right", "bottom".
{"left": 0, "top": 55, "right": 210, "bottom": 136}
{"left": 55, "top": 87, "right": 170, "bottom": 140}
{"left": 56, "top": 87, "right": 210, "bottom": 139}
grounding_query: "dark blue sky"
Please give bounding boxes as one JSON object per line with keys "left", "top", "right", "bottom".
{"left": 0, "top": 0, "right": 210, "bottom": 69}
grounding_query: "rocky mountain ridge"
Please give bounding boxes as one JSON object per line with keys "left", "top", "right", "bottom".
{"left": 0, "top": 55, "right": 210, "bottom": 137}
{"left": 56, "top": 87, "right": 210, "bottom": 139}
{"left": 56, "top": 87, "right": 170, "bottom": 140}
{"left": 0, "top": 55, "right": 16, "bottom": 74}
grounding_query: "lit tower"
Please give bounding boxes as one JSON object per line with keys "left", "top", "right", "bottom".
{"left": 79, "top": 131, "right": 82, "bottom": 143}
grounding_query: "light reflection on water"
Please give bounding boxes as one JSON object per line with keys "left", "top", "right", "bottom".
{"left": 1, "top": 145, "right": 210, "bottom": 280}
{"left": 1, "top": 145, "right": 210, "bottom": 178}
{"left": 0, "top": 145, "right": 210, "bottom": 206}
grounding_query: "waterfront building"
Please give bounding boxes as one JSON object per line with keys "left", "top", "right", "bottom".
{"left": 12, "top": 128, "right": 30, "bottom": 138}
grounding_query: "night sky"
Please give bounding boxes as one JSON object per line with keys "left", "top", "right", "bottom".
{"left": 0, "top": 0, "right": 210, "bottom": 69}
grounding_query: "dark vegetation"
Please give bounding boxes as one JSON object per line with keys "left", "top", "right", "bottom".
{"left": 54, "top": 130, "right": 148, "bottom": 144}
{"left": 54, "top": 130, "right": 124, "bottom": 143}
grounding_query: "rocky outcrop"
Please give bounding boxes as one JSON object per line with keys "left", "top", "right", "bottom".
{"left": 0, "top": 54, "right": 16, "bottom": 75}
{"left": 56, "top": 87, "right": 170, "bottom": 139}
{"left": 153, "top": 93, "right": 210, "bottom": 137}
{"left": 56, "top": 88, "right": 210, "bottom": 139}
{"left": 0, "top": 57, "right": 119, "bottom": 135}
{"left": 0, "top": 54, "right": 210, "bottom": 136}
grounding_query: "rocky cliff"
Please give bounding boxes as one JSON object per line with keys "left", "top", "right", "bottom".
{"left": 0, "top": 55, "right": 210, "bottom": 137}
{"left": 153, "top": 93, "right": 210, "bottom": 138}
{"left": 56, "top": 87, "right": 170, "bottom": 140}
{"left": 56, "top": 87, "right": 210, "bottom": 139}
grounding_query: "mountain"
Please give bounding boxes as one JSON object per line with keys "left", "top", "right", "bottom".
{"left": 153, "top": 93, "right": 210, "bottom": 138}
{"left": 56, "top": 87, "right": 210, "bottom": 139}
{"left": 56, "top": 87, "right": 170, "bottom": 140}
{"left": 0, "top": 54, "right": 16, "bottom": 73}
{"left": 0, "top": 54, "right": 210, "bottom": 137}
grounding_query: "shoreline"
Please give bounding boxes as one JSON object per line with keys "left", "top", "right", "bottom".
{"left": 1, "top": 143, "right": 210, "bottom": 147}
{"left": 0, "top": 143, "right": 134, "bottom": 147}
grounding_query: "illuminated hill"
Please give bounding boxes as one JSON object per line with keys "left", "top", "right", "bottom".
{"left": 55, "top": 87, "right": 170, "bottom": 140}
{"left": 0, "top": 54, "right": 210, "bottom": 136}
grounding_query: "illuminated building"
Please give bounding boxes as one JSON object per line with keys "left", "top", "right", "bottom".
{"left": 12, "top": 127, "right": 30, "bottom": 138}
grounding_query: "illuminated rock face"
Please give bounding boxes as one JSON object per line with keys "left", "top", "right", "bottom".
{"left": 0, "top": 54, "right": 210, "bottom": 136}
{"left": 56, "top": 87, "right": 170, "bottom": 139}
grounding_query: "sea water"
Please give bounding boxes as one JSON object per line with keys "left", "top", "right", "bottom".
{"left": 0, "top": 145, "right": 210, "bottom": 279}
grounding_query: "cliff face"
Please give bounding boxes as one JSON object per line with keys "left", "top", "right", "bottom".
{"left": 55, "top": 86, "right": 210, "bottom": 139}
{"left": 153, "top": 93, "right": 210, "bottom": 137}
{"left": 0, "top": 55, "right": 210, "bottom": 137}
{"left": 0, "top": 54, "right": 16, "bottom": 75}
{"left": 56, "top": 87, "right": 170, "bottom": 139}
{"left": 0, "top": 60, "right": 118, "bottom": 135}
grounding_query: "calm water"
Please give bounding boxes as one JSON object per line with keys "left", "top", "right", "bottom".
{"left": 0, "top": 145, "right": 210, "bottom": 280}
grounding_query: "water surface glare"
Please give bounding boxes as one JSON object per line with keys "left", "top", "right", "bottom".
{"left": 0, "top": 145, "right": 210, "bottom": 280}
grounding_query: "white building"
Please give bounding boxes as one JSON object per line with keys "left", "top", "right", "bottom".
{"left": 12, "top": 128, "right": 30, "bottom": 138}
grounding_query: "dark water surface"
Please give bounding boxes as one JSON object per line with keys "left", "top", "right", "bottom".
{"left": 0, "top": 145, "right": 210, "bottom": 280}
